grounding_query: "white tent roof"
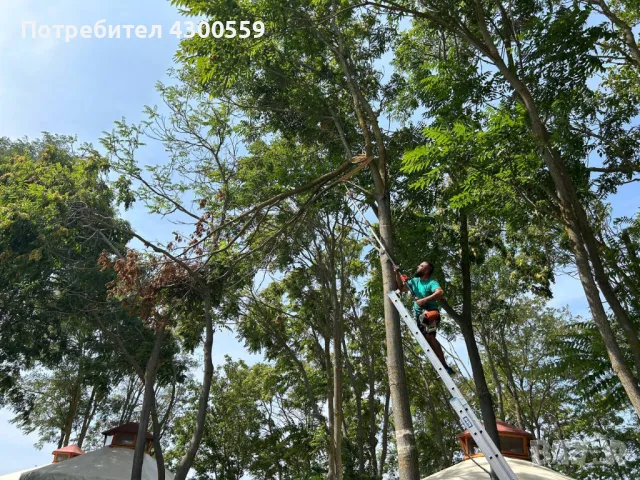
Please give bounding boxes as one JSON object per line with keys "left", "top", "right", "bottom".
{"left": 18, "top": 447, "right": 174, "bottom": 480}
{"left": 423, "top": 457, "right": 575, "bottom": 480}
{"left": 0, "top": 466, "right": 42, "bottom": 480}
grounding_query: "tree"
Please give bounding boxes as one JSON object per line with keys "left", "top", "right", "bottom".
{"left": 0, "top": 135, "right": 125, "bottom": 400}
{"left": 0, "top": 135, "right": 139, "bottom": 444}
{"left": 99, "top": 73, "right": 345, "bottom": 479}
{"left": 0, "top": 135, "right": 188, "bottom": 463}
{"left": 396, "top": 103, "right": 559, "bottom": 452}
{"left": 172, "top": 1, "right": 422, "bottom": 474}
{"left": 369, "top": 0, "right": 640, "bottom": 417}
{"left": 169, "top": 359, "right": 263, "bottom": 480}
{"left": 238, "top": 195, "right": 366, "bottom": 477}
{"left": 168, "top": 358, "right": 327, "bottom": 480}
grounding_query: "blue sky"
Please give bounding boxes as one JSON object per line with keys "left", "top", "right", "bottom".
{"left": 0, "top": 0, "right": 638, "bottom": 475}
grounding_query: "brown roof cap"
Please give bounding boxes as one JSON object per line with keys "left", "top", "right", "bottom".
{"left": 102, "top": 422, "right": 153, "bottom": 440}
{"left": 458, "top": 420, "right": 536, "bottom": 440}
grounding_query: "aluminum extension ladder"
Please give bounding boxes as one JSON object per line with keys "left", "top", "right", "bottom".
{"left": 388, "top": 290, "right": 519, "bottom": 480}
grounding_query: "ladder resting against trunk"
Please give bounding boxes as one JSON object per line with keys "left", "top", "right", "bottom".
{"left": 388, "top": 289, "right": 519, "bottom": 480}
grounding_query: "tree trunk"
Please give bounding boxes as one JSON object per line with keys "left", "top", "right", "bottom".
{"left": 498, "top": 327, "right": 526, "bottom": 428}
{"left": 77, "top": 387, "right": 98, "bottom": 448}
{"left": 343, "top": 339, "right": 365, "bottom": 475}
{"left": 315, "top": 241, "right": 338, "bottom": 480}
{"left": 481, "top": 30, "right": 640, "bottom": 393}
{"left": 173, "top": 291, "right": 215, "bottom": 480}
{"left": 158, "top": 367, "right": 178, "bottom": 438}
{"left": 150, "top": 399, "right": 165, "bottom": 480}
{"left": 479, "top": 322, "right": 506, "bottom": 422}
{"left": 563, "top": 219, "right": 640, "bottom": 416}
{"left": 126, "top": 385, "right": 144, "bottom": 424}
{"left": 459, "top": 213, "right": 502, "bottom": 456}
{"left": 332, "top": 274, "right": 344, "bottom": 480}
{"left": 331, "top": 31, "right": 419, "bottom": 477}
{"left": 131, "top": 324, "right": 165, "bottom": 480}
{"left": 451, "top": 0, "right": 640, "bottom": 416}
{"left": 367, "top": 349, "right": 378, "bottom": 478}
{"left": 62, "top": 374, "right": 82, "bottom": 446}
{"left": 326, "top": 326, "right": 337, "bottom": 480}
{"left": 583, "top": 226, "right": 640, "bottom": 375}
{"left": 377, "top": 194, "right": 420, "bottom": 480}
{"left": 119, "top": 378, "right": 135, "bottom": 424}
{"left": 378, "top": 386, "right": 391, "bottom": 478}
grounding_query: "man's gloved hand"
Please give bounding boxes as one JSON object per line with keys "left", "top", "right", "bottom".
{"left": 393, "top": 265, "right": 409, "bottom": 283}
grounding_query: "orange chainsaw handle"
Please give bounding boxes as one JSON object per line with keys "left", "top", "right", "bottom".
{"left": 393, "top": 265, "right": 418, "bottom": 298}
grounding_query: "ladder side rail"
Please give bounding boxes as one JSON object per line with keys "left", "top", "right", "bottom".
{"left": 388, "top": 290, "right": 518, "bottom": 480}
{"left": 450, "top": 396, "right": 516, "bottom": 479}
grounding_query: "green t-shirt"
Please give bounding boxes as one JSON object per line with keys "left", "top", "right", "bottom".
{"left": 407, "top": 277, "right": 442, "bottom": 315}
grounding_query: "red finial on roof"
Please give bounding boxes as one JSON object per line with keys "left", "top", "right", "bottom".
{"left": 52, "top": 444, "right": 85, "bottom": 456}
{"left": 51, "top": 444, "right": 85, "bottom": 463}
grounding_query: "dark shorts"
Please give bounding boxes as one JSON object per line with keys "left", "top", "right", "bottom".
{"left": 415, "top": 309, "right": 440, "bottom": 336}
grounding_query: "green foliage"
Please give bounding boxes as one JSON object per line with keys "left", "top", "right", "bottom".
{"left": 3, "top": 0, "right": 640, "bottom": 476}
{"left": 167, "top": 358, "right": 323, "bottom": 479}
{"left": 0, "top": 135, "right": 125, "bottom": 398}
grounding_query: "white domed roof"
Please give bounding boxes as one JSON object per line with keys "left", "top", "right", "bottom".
{"left": 423, "top": 457, "right": 575, "bottom": 480}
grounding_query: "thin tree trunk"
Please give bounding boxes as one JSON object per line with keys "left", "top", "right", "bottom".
{"left": 119, "top": 378, "right": 135, "bottom": 424}
{"left": 479, "top": 322, "right": 506, "bottom": 422}
{"left": 367, "top": 349, "right": 378, "bottom": 478}
{"left": 353, "top": 310, "right": 378, "bottom": 477}
{"left": 131, "top": 324, "right": 166, "bottom": 480}
{"left": 584, "top": 227, "right": 640, "bottom": 375}
{"left": 326, "top": 325, "right": 337, "bottom": 480}
{"left": 378, "top": 386, "right": 391, "bottom": 478}
{"left": 319, "top": 264, "right": 337, "bottom": 480}
{"left": 332, "top": 274, "right": 344, "bottom": 480}
{"left": 126, "top": 385, "right": 144, "bottom": 423}
{"left": 150, "top": 399, "right": 165, "bottom": 480}
{"left": 378, "top": 195, "right": 420, "bottom": 479}
{"left": 458, "top": 212, "right": 501, "bottom": 455}
{"left": 159, "top": 367, "right": 178, "bottom": 437}
{"left": 563, "top": 220, "right": 640, "bottom": 416}
{"left": 470, "top": 8, "right": 640, "bottom": 396}
{"left": 343, "top": 339, "right": 365, "bottom": 475}
{"left": 329, "top": 24, "right": 420, "bottom": 476}
{"left": 63, "top": 375, "right": 82, "bottom": 446}
{"left": 173, "top": 291, "right": 215, "bottom": 480}
{"left": 77, "top": 387, "right": 98, "bottom": 448}
{"left": 498, "top": 327, "right": 526, "bottom": 428}
{"left": 522, "top": 72, "right": 640, "bottom": 416}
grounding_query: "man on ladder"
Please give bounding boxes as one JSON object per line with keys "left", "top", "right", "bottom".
{"left": 345, "top": 189, "right": 518, "bottom": 479}
{"left": 393, "top": 261, "right": 456, "bottom": 376}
